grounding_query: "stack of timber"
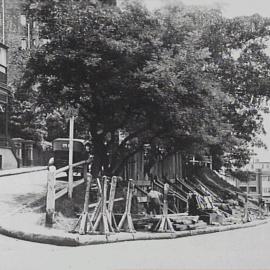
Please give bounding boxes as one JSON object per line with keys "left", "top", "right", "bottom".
{"left": 133, "top": 213, "right": 207, "bottom": 232}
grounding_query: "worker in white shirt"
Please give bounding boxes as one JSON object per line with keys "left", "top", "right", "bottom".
{"left": 147, "top": 186, "right": 162, "bottom": 215}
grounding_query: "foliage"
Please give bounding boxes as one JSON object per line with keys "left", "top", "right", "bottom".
{"left": 230, "top": 169, "right": 255, "bottom": 183}
{"left": 15, "top": 0, "right": 270, "bottom": 176}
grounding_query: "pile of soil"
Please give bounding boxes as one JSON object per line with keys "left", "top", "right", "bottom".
{"left": 33, "top": 178, "right": 142, "bottom": 231}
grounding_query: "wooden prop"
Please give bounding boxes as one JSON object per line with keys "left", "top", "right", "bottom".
{"left": 92, "top": 176, "right": 114, "bottom": 234}
{"left": 154, "top": 183, "right": 175, "bottom": 233}
{"left": 117, "top": 179, "right": 136, "bottom": 233}
{"left": 90, "top": 178, "right": 102, "bottom": 224}
{"left": 72, "top": 174, "right": 93, "bottom": 234}
{"left": 90, "top": 199, "right": 101, "bottom": 224}
{"left": 107, "top": 176, "right": 118, "bottom": 230}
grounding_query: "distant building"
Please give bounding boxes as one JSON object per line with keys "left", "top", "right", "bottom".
{"left": 238, "top": 159, "right": 270, "bottom": 212}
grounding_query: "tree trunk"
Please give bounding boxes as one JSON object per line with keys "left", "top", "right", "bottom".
{"left": 91, "top": 134, "right": 109, "bottom": 177}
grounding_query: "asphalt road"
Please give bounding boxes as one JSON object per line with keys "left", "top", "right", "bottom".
{"left": 0, "top": 220, "right": 269, "bottom": 270}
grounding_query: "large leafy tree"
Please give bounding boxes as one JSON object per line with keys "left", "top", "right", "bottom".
{"left": 154, "top": 4, "right": 270, "bottom": 168}
{"left": 202, "top": 13, "right": 270, "bottom": 167}
{"left": 18, "top": 0, "right": 270, "bottom": 176}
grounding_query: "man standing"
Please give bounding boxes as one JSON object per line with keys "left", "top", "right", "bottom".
{"left": 147, "top": 186, "right": 162, "bottom": 215}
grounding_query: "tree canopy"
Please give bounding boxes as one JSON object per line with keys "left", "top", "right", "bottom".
{"left": 15, "top": 0, "right": 270, "bottom": 176}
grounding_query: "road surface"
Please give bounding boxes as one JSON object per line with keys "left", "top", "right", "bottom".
{"left": 0, "top": 219, "right": 269, "bottom": 270}
{"left": 0, "top": 170, "right": 47, "bottom": 216}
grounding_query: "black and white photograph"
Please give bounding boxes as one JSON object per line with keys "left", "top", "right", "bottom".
{"left": 0, "top": 0, "right": 270, "bottom": 269}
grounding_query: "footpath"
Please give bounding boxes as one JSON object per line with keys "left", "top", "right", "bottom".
{"left": 0, "top": 166, "right": 46, "bottom": 177}
{"left": 0, "top": 166, "right": 268, "bottom": 247}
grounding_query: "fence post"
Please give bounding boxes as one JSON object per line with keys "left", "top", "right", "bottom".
{"left": 46, "top": 165, "right": 56, "bottom": 226}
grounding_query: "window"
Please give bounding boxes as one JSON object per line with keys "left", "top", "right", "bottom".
{"left": 0, "top": 47, "right": 7, "bottom": 68}
{"left": 240, "top": 186, "right": 247, "bottom": 192}
{"left": 21, "top": 39, "right": 27, "bottom": 50}
{"left": 263, "top": 188, "right": 270, "bottom": 193}
{"left": 249, "top": 187, "right": 256, "bottom": 193}
{"left": 20, "top": 15, "right": 26, "bottom": 26}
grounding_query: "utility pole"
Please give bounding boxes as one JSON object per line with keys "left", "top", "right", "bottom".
{"left": 68, "top": 115, "right": 74, "bottom": 199}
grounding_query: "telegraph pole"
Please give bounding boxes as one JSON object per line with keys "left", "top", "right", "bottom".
{"left": 68, "top": 115, "right": 74, "bottom": 199}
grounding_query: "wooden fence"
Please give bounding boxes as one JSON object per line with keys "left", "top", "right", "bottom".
{"left": 123, "top": 151, "right": 145, "bottom": 182}
{"left": 46, "top": 160, "right": 88, "bottom": 225}
{"left": 122, "top": 151, "right": 183, "bottom": 185}
{"left": 150, "top": 152, "right": 183, "bottom": 182}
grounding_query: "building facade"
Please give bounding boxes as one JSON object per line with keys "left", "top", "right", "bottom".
{"left": 0, "top": 42, "right": 18, "bottom": 169}
{"left": 0, "top": 0, "right": 30, "bottom": 169}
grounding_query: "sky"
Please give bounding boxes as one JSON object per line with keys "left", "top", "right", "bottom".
{"left": 140, "top": 0, "right": 270, "bottom": 161}
{"left": 142, "top": 0, "right": 270, "bottom": 18}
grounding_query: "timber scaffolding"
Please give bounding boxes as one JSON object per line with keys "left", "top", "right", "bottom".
{"left": 46, "top": 153, "right": 217, "bottom": 234}
{"left": 45, "top": 166, "right": 209, "bottom": 234}
{"left": 45, "top": 151, "right": 232, "bottom": 235}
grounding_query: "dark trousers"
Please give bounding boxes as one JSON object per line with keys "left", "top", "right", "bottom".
{"left": 148, "top": 199, "right": 161, "bottom": 215}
